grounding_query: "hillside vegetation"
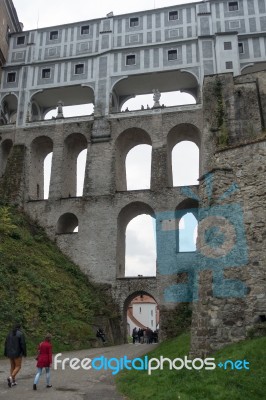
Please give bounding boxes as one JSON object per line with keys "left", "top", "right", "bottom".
{"left": 0, "top": 205, "right": 118, "bottom": 355}
{"left": 117, "top": 333, "right": 266, "bottom": 400}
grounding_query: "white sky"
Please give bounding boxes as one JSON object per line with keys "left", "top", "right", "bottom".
{"left": 13, "top": 0, "right": 199, "bottom": 31}
{"left": 15, "top": 0, "right": 200, "bottom": 277}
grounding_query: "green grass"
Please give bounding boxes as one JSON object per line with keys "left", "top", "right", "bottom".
{"left": 116, "top": 333, "right": 266, "bottom": 400}
{"left": 0, "top": 205, "right": 117, "bottom": 355}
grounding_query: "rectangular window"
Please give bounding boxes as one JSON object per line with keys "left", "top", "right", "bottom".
{"left": 50, "top": 30, "right": 58, "bottom": 40}
{"left": 169, "top": 11, "right": 178, "bottom": 20}
{"left": 139, "top": 307, "right": 141, "bottom": 313}
{"left": 7, "top": 72, "right": 16, "bottom": 83}
{"left": 17, "top": 36, "right": 25, "bottom": 45}
{"left": 168, "top": 49, "right": 177, "bottom": 60}
{"left": 238, "top": 42, "right": 244, "bottom": 53}
{"left": 75, "top": 63, "right": 84, "bottom": 74}
{"left": 42, "top": 68, "right": 51, "bottom": 79}
{"left": 224, "top": 41, "right": 232, "bottom": 50}
{"left": 130, "top": 17, "right": 139, "bottom": 27}
{"left": 126, "top": 54, "right": 136, "bottom": 65}
{"left": 228, "top": 1, "right": 239, "bottom": 11}
{"left": 81, "top": 25, "right": 90, "bottom": 35}
{"left": 226, "top": 61, "right": 233, "bottom": 69}
{"left": 151, "top": 320, "right": 153, "bottom": 327}
{"left": 151, "top": 310, "right": 153, "bottom": 316}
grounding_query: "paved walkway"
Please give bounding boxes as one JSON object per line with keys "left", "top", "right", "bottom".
{"left": 0, "top": 343, "right": 156, "bottom": 400}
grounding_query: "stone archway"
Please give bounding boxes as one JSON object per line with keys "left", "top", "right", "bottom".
{"left": 122, "top": 288, "right": 159, "bottom": 343}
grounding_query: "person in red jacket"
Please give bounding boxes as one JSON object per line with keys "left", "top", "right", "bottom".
{"left": 33, "top": 333, "right": 52, "bottom": 390}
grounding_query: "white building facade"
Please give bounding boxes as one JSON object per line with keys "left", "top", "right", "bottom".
{"left": 1, "top": 0, "right": 266, "bottom": 126}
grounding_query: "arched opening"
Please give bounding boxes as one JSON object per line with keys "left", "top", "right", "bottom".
{"left": 30, "top": 85, "right": 94, "bottom": 121}
{"left": 77, "top": 149, "right": 87, "bottom": 197}
{"left": 56, "top": 213, "right": 79, "bottom": 234}
{"left": 125, "top": 214, "right": 156, "bottom": 276}
{"left": 176, "top": 199, "right": 198, "bottom": 253}
{"left": 115, "top": 128, "right": 152, "bottom": 191}
{"left": 241, "top": 62, "right": 266, "bottom": 75}
{"left": 1, "top": 94, "right": 18, "bottom": 124}
{"left": 0, "top": 139, "right": 13, "bottom": 177}
{"left": 123, "top": 291, "right": 159, "bottom": 343}
{"left": 121, "top": 91, "right": 196, "bottom": 112}
{"left": 45, "top": 104, "right": 94, "bottom": 119}
{"left": 117, "top": 202, "right": 156, "bottom": 277}
{"left": 167, "top": 124, "right": 201, "bottom": 187}
{"left": 44, "top": 152, "right": 52, "bottom": 200}
{"left": 29, "top": 136, "right": 53, "bottom": 200}
{"left": 178, "top": 213, "right": 198, "bottom": 252}
{"left": 112, "top": 70, "right": 199, "bottom": 112}
{"left": 126, "top": 144, "right": 152, "bottom": 190}
{"left": 61, "top": 133, "right": 87, "bottom": 197}
{"left": 172, "top": 141, "right": 199, "bottom": 186}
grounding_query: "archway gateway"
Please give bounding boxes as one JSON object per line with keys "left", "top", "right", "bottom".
{"left": 123, "top": 291, "right": 159, "bottom": 343}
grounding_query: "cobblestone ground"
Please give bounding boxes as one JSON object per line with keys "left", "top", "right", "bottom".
{"left": 0, "top": 343, "right": 156, "bottom": 400}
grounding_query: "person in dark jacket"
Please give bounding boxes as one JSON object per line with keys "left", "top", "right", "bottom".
{"left": 33, "top": 333, "right": 52, "bottom": 390}
{"left": 96, "top": 328, "right": 106, "bottom": 343}
{"left": 4, "top": 323, "right": 27, "bottom": 387}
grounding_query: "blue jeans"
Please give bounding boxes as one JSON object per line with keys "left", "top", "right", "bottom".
{"left": 33, "top": 367, "right": 50, "bottom": 385}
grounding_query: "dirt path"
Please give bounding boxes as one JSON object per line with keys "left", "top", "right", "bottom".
{"left": 0, "top": 343, "right": 156, "bottom": 400}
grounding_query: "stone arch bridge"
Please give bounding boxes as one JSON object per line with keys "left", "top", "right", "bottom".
{"left": 0, "top": 71, "right": 266, "bottom": 354}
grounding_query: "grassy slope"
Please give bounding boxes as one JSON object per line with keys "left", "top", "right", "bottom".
{"left": 116, "top": 333, "right": 266, "bottom": 400}
{"left": 0, "top": 205, "right": 115, "bottom": 355}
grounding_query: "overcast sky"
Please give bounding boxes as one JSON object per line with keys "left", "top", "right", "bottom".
{"left": 13, "top": 0, "right": 199, "bottom": 30}
{"left": 15, "top": 0, "right": 200, "bottom": 277}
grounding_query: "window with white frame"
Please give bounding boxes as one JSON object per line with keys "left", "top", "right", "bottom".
{"left": 81, "top": 25, "right": 90, "bottom": 35}
{"left": 126, "top": 54, "right": 136, "bottom": 65}
{"left": 226, "top": 61, "right": 233, "bottom": 69}
{"left": 17, "top": 36, "right": 25, "bottom": 45}
{"left": 7, "top": 72, "right": 16, "bottom": 83}
{"left": 75, "top": 63, "right": 84, "bottom": 74}
{"left": 42, "top": 68, "right": 51, "bottom": 79}
{"left": 228, "top": 1, "right": 239, "bottom": 11}
{"left": 224, "top": 41, "right": 232, "bottom": 50}
{"left": 169, "top": 10, "right": 179, "bottom": 20}
{"left": 50, "top": 30, "right": 58, "bottom": 40}
{"left": 130, "top": 17, "right": 139, "bottom": 27}
{"left": 168, "top": 49, "right": 177, "bottom": 61}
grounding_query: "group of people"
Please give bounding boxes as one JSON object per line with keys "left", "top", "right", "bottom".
{"left": 4, "top": 323, "right": 52, "bottom": 391}
{"left": 132, "top": 327, "right": 159, "bottom": 344}
{"left": 4, "top": 323, "right": 108, "bottom": 390}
